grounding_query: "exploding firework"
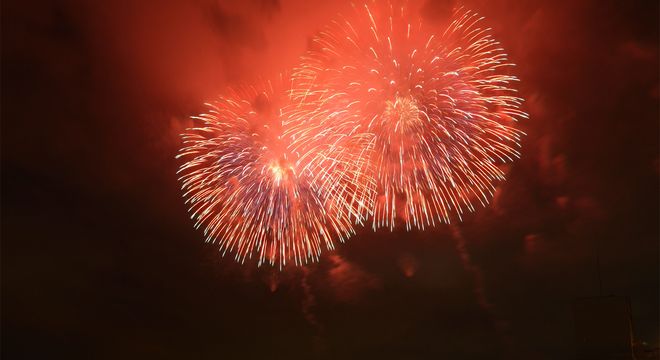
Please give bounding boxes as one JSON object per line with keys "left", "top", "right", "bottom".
{"left": 292, "top": 1, "right": 527, "bottom": 231}
{"left": 177, "top": 79, "right": 366, "bottom": 268}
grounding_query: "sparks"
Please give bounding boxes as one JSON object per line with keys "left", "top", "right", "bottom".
{"left": 292, "top": 1, "right": 527, "bottom": 231}
{"left": 177, "top": 2, "right": 528, "bottom": 267}
{"left": 176, "top": 79, "right": 364, "bottom": 268}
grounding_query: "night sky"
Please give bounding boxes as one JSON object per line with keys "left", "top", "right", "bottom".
{"left": 2, "top": 0, "right": 658, "bottom": 359}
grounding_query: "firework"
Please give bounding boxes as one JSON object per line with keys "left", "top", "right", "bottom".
{"left": 177, "top": 79, "right": 364, "bottom": 268}
{"left": 292, "top": 1, "right": 527, "bottom": 231}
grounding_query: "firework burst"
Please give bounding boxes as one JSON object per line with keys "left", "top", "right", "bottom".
{"left": 177, "top": 79, "right": 366, "bottom": 268}
{"left": 292, "top": 1, "right": 527, "bottom": 231}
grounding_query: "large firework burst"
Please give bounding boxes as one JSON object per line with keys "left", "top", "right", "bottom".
{"left": 177, "top": 79, "right": 367, "bottom": 267}
{"left": 292, "top": 1, "right": 527, "bottom": 231}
